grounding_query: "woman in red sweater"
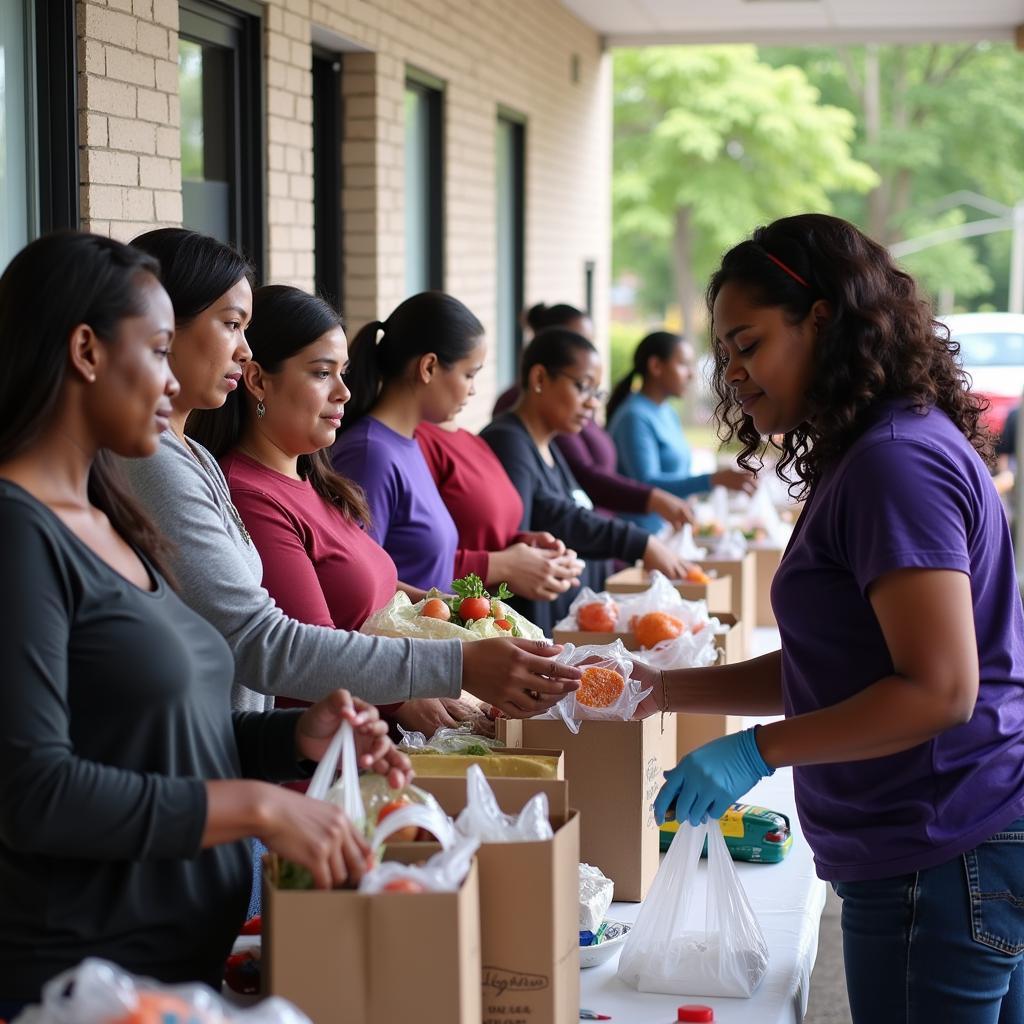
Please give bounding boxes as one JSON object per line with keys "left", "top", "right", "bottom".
{"left": 189, "top": 285, "right": 485, "bottom": 736}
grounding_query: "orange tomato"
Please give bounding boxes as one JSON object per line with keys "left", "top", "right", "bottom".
{"left": 577, "top": 601, "right": 618, "bottom": 632}
{"left": 631, "top": 611, "right": 685, "bottom": 648}
{"left": 459, "top": 596, "right": 491, "bottom": 622}
{"left": 382, "top": 878, "right": 426, "bottom": 893}
{"left": 377, "top": 797, "right": 419, "bottom": 842}
{"left": 577, "top": 666, "right": 626, "bottom": 708}
{"left": 421, "top": 598, "right": 451, "bottom": 621}
{"left": 112, "top": 993, "right": 214, "bottom": 1024}
{"left": 686, "top": 567, "right": 711, "bottom": 584}
{"left": 494, "top": 618, "right": 512, "bottom": 631}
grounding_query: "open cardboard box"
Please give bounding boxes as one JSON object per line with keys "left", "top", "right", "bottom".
{"left": 263, "top": 849, "right": 481, "bottom": 1024}
{"left": 675, "top": 711, "right": 745, "bottom": 762}
{"left": 604, "top": 564, "right": 733, "bottom": 617}
{"left": 693, "top": 551, "right": 756, "bottom": 658}
{"left": 752, "top": 545, "right": 784, "bottom": 627}
{"left": 405, "top": 747, "right": 565, "bottom": 780}
{"left": 497, "top": 714, "right": 676, "bottom": 902}
{"left": 413, "top": 776, "right": 581, "bottom": 1024}
{"left": 552, "top": 612, "right": 742, "bottom": 665}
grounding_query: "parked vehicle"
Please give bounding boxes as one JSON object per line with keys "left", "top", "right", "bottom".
{"left": 941, "top": 313, "right": 1024, "bottom": 433}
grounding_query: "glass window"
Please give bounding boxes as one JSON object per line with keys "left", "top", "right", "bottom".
{"left": 404, "top": 76, "right": 443, "bottom": 297}
{"left": 313, "top": 51, "right": 343, "bottom": 306}
{"left": 957, "top": 332, "right": 1024, "bottom": 367}
{"left": 496, "top": 114, "right": 524, "bottom": 386}
{"left": 0, "top": 0, "right": 33, "bottom": 271}
{"left": 179, "top": 0, "right": 263, "bottom": 273}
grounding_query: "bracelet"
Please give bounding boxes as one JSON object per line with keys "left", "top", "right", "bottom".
{"left": 660, "top": 669, "right": 669, "bottom": 712}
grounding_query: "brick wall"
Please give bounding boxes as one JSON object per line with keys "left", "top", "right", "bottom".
{"left": 78, "top": 0, "right": 182, "bottom": 241}
{"left": 76, "top": 0, "right": 610, "bottom": 424}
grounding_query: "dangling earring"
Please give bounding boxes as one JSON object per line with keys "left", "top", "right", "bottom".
{"left": 256, "top": 400, "right": 266, "bottom": 419}
{"left": 534, "top": 385, "right": 542, "bottom": 394}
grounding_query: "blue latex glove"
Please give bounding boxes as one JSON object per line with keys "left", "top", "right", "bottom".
{"left": 654, "top": 727, "right": 774, "bottom": 827}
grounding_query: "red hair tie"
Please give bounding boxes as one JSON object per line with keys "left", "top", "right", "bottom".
{"left": 765, "top": 252, "right": 810, "bottom": 289}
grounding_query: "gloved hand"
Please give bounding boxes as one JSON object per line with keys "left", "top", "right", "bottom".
{"left": 654, "top": 727, "right": 774, "bottom": 827}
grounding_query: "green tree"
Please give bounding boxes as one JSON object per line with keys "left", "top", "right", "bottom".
{"left": 614, "top": 46, "right": 876, "bottom": 334}
{"left": 760, "top": 43, "right": 1024, "bottom": 309}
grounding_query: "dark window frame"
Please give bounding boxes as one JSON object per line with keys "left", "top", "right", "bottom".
{"left": 496, "top": 107, "right": 526, "bottom": 380}
{"left": 179, "top": 0, "right": 265, "bottom": 276}
{"left": 312, "top": 49, "right": 344, "bottom": 307}
{"left": 405, "top": 67, "right": 445, "bottom": 292}
{"left": 34, "top": 0, "right": 79, "bottom": 231}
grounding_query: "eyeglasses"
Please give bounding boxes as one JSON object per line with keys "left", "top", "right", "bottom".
{"left": 553, "top": 372, "right": 608, "bottom": 403}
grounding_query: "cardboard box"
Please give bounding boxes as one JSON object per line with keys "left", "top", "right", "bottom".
{"left": 752, "top": 545, "right": 784, "bottom": 627}
{"left": 263, "top": 852, "right": 481, "bottom": 1024}
{"left": 604, "top": 565, "right": 733, "bottom": 617}
{"left": 406, "top": 747, "right": 565, "bottom": 780}
{"left": 414, "top": 776, "right": 580, "bottom": 1024}
{"left": 675, "top": 712, "right": 745, "bottom": 762}
{"left": 552, "top": 613, "right": 741, "bottom": 664}
{"left": 497, "top": 715, "right": 676, "bottom": 901}
{"left": 694, "top": 551, "right": 756, "bottom": 657}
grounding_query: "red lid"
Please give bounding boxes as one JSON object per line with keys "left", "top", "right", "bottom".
{"left": 678, "top": 1006, "right": 714, "bottom": 1023}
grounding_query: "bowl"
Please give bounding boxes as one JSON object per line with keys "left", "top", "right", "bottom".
{"left": 579, "top": 920, "right": 632, "bottom": 969}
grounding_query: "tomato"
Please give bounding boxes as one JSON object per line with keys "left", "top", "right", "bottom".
{"left": 494, "top": 619, "right": 512, "bottom": 631}
{"left": 458, "top": 596, "right": 490, "bottom": 622}
{"left": 420, "top": 598, "right": 451, "bottom": 621}
{"left": 377, "top": 797, "right": 419, "bottom": 842}
{"left": 382, "top": 878, "right": 426, "bottom": 893}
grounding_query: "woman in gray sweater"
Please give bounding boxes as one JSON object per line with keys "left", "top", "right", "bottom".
{"left": 119, "top": 228, "right": 579, "bottom": 716}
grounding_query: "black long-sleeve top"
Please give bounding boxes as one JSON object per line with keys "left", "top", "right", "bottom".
{"left": 0, "top": 483, "right": 306, "bottom": 1000}
{"left": 479, "top": 413, "right": 649, "bottom": 634}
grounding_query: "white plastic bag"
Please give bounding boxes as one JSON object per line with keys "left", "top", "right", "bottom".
{"left": 657, "top": 523, "right": 708, "bottom": 561}
{"left": 358, "top": 834, "right": 480, "bottom": 894}
{"left": 632, "top": 624, "right": 721, "bottom": 671}
{"left": 532, "top": 641, "right": 650, "bottom": 734}
{"left": 454, "top": 764, "right": 553, "bottom": 843}
{"left": 22, "top": 957, "right": 310, "bottom": 1024}
{"left": 616, "top": 820, "right": 768, "bottom": 998}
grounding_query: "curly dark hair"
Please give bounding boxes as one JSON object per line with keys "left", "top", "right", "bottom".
{"left": 706, "top": 213, "right": 993, "bottom": 498}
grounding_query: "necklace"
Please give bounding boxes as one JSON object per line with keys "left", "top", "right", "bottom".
{"left": 178, "top": 432, "right": 253, "bottom": 547}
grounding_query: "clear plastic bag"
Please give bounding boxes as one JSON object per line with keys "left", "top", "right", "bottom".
{"left": 453, "top": 764, "right": 554, "bottom": 843}
{"left": 358, "top": 835, "right": 480, "bottom": 894}
{"left": 656, "top": 523, "right": 708, "bottom": 560}
{"left": 631, "top": 622, "right": 720, "bottom": 672}
{"left": 533, "top": 641, "right": 650, "bottom": 734}
{"left": 616, "top": 820, "right": 769, "bottom": 998}
{"left": 397, "top": 723, "right": 504, "bottom": 756}
{"left": 361, "top": 591, "right": 544, "bottom": 642}
{"left": 21, "top": 957, "right": 310, "bottom": 1023}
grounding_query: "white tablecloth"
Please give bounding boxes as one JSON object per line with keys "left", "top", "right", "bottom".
{"left": 579, "top": 766, "right": 827, "bottom": 1024}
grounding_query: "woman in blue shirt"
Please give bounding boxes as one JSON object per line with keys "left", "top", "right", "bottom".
{"left": 607, "top": 331, "right": 754, "bottom": 531}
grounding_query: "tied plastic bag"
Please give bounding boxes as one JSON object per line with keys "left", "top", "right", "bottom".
{"left": 397, "top": 723, "right": 504, "bottom": 756}
{"left": 533, "top": 641, "right": 650, "bottom": 734}
{"left": 361, "top": 591, "right": 544, "bottom": 642}
{"left": 617, "top": 819, "right": 769, "bottom": 998}
{"left": 454, "top": 764, "right": 553, "bottom": 843}
{"left": 579, "top": 864, "right": 614, "bottom": 932}
{"left": 21, "top": 957, "right": 309, "bottom": 1024}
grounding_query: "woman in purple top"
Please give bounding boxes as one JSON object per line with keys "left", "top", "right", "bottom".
{"left": 494, "top": 302, "right": 695, "bottom": 528}
{"left": 633, "top": 214, "right": 1024, "bottom": 1022}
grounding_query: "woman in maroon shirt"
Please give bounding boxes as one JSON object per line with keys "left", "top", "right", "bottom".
{"left": 494, "top": 302, "right": 695, "bottom": 527}
{"left": 189, "top": 285, "right": 486, "bottom": 736}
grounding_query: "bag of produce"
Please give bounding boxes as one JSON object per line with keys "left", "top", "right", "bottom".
{"left": 397, "top": 723, "right": 503, "bottom": 756}
{"left": 532, "top": 641, "right": 650, "bottom": 734}
{"left": 361, "top": 574, "right": 544, "bottom": 642}
{"left": 617, "top": 819, "right": 768, "bottom": 998}
{"left": 357, "top": 834, "right": 480, "bottom": 895}
{"left": 453, "top": 763, "right": 554, "bottom": 843}
{"left": 24, "top": 957, "right": 310, "bottom": 1024}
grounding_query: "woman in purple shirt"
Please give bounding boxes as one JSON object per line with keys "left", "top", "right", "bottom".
{"left": 635, "top": 214, "right": 1024, "bottom": 1022}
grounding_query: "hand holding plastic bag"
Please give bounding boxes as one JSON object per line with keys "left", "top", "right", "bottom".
{"left": 532, "top": 641, "right": 650, "bottom": 734}
{"left": 616, "top": 820, "right": 768, "bottom": 998}
{"left": 22, "top": 957, "right": 310, "bottom": 1024}
{"left": 454, "top": 763, "right": 553, "bottom": 842}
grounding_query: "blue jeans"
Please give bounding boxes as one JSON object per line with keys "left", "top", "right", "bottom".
{"left": 835, "top": 816, "right": 1024, "bottom": 1024}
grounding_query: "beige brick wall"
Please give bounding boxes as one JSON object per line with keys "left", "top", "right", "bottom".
{"left": 78, "top": 0, "right": 182, "bottom": 241}
{"left": 77, "top": 0, "right": 610, "bottom": 424}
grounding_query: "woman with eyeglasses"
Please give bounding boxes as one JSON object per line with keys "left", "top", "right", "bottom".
{"left": 607, "top": 330, "right": 755, "bottom": 533}
{"left": 332, "top": 292, "right": 582, "bottom": 608}
{"left": 495, "top": 303, "right": 696, "bottom": 530}
{"left": 480, "top": 327, "right": 697, "bottom": 634}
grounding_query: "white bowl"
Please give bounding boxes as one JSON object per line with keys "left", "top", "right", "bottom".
{"left": 579, "top": 920, "right": 632, "bottom": 969}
